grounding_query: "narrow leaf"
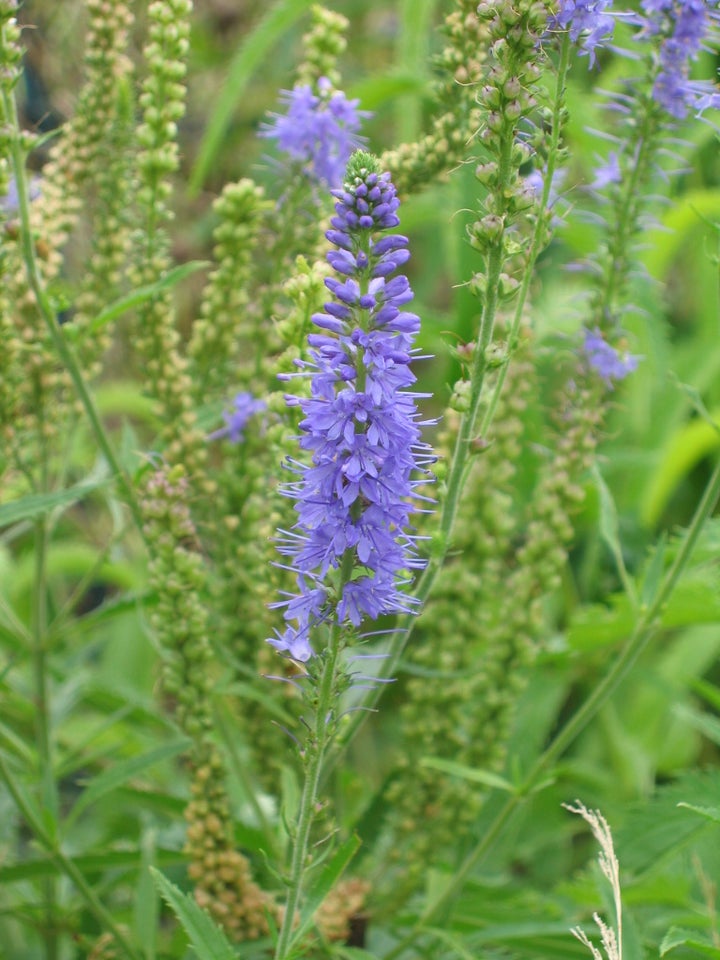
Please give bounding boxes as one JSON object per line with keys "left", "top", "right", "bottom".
{"left": 83, "top": 261, "right": 209, "bottom": 337}
{"left": 0, "top": 481, "right": 106, "bottom": 527}
{"left": 420, "top": 757, "right": 514, "bottom": 792}
{"left": 151, "top": 868, "right": 238, "bottom": 960}
{"left": 292, "top": 834, "right": 362, "bottom": 947}
{"left": 592, "top": 463, "right": 636, "bottom": 603}
{"left": 69, "top": 739, "right": 190, "bottom": 820}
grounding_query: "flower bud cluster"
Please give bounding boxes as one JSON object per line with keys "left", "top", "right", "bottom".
{"left": 141, "top": 465, "right": 278, "bottom": 940}
{"left": 130, "top": 0, "right": 209, "bottom": 485}
{"left": 0, "top": 1, "right": 21, "bottom": 204}
{"left": 2, "top": 0, "right": 134, "bottom": 467}
{"left": 382, "top": 0, "right": 488, "bottom": 195}
{"left": 384, "top": 341, "right": 534, "bottom": 883}
{"left": 136, "top": 0, "right": 190, "bottom": 209}
{"left": 31, "top": 0, "right": 134, "bottom": 285}
{"left": 468, "top": 0, "right": 550, "bottom": 275}
{"left": 0, "top": 4, "right": 23, "bottom": 454}
{"left": 295, "top": 4, "right": 350, "bottom": 90}
{"left": 188, "top": 179, "right": 269, "bottom": 399}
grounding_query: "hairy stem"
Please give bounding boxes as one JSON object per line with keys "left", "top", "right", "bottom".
{"left": 274, "top": 629, "right": 343, "bottom": 960}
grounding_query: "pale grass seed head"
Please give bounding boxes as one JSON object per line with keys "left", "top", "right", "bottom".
{"left": 564, "top": 801, "right": 623, "bottom": 960}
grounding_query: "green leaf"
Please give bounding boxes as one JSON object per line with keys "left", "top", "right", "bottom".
{"left": 617, "top": 770, "right": 719, "bottom": 873}
{"left": 0, "top": 847, "right": 185, "bottom": 884}
{"left": 0, "top": 719, "right": 35, "bottom": 764}
{"left": 420, "top": 757, "right": 515, "bottom": 792}
{"left": 591, "top": 463, "right": 636, "bottom": 604}
{"left": 151, "top": 868, "right": 238, "bottom": 960}
{"left": 676, "top": 802, "right": 720, "bottom": 824}
{"left": 291, "top": 834, "right": 361, "bottom": 947}
{"left": 640, "top": 533, "right": 667, "bottom": 608}
{"left": 69, "top": 739, "right": 190, "bottom": 821}
{"left": 641, "top": 413, "right": 720, "bottom": 528}
{"left": 0, "top": 481, "right": 106, "bottom": 527}
{"left": 661, "top": 927, "right": 720, "bottom": 958}
{"left": 189, "top": 0, "right": 315, "bottom": 193}
{"left": 78, "top": 261, "right": 209, "bottom": 338}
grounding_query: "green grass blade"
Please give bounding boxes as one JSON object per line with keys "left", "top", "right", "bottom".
{"left": 189, "top": 0, "right": 315, "bottom": 194}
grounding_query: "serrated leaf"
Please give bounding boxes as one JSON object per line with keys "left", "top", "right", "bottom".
{"left": 617, "top": 770, "right": 719, "bottom": 873}
{"left": 80, "top": 262, "right": 209, "bottom": 337}
{"left": 69, "top": 739, "right": 190, "bottom": 821}
{"left": 0, "top": 481, "right": 106, "bottom": 527}
{"left": 151, "top": 868, "right": 238, "bottom": 960}
{"left": 661, "top": 926, "right": 720, "bottom": 958}
{"left": 420, "top": 757, "right": 514, "bottom": 792}
{"left": 676, "top": 802, "right": 720, "bottom": 824}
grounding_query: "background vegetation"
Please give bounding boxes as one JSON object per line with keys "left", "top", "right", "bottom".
{"left": 1, "top": 2, "right": 720, "bottom": 959}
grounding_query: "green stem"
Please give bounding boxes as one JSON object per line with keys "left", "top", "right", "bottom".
{"left": 0, "top": 753, "right": 145, "bottom": 960}
{"left": 1, "top": 81, "right": 148, "bottom": 544}
{"left": 273, "top": 628, "right": 343, "bottom": 960}
{"left": 384, "top": 455, "right": 720, "bottom": 958}
{"left": 33, "top": 514, "right": 59, "bottom": 960}
{"left": 480, "top": 32, "right": 571, "bottom": 435}
{"left": 325, "top": 58, "right": 563, "bottom": 773}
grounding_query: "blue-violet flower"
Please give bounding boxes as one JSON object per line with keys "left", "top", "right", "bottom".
{"left": 548, "top": 0, "right": 616, "bottom": 65}
{"left": 270, "top": 151, "right": 434, "bottom": 662}
{"left": 637, "top": 0, "right": 720, "bottom": 119}
{"left": 260, "top": 77, "right": 370, "bottom": 189}
{"left": 208, "top": 392, "right": 266, "bottom": 443}
{"left": 583, "top": 328, "right": 639, "bottom": 385}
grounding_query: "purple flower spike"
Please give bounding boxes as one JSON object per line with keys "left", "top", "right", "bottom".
{"left": 269, "top": 151, "right": 434, "bottom": 662}
{"left": 638, "top": 0, "right": 720, "bottom": 119}
{"left": 209, "top": 392, "right": 266, "bottom": 443}
{"left": 548, "top": 0, "right": 616, "bottom": 65}
{"left": 260, "top": 77, "right": 371, "bottom": 188}
{"left": 583, "top": 328, "right": 640, "bottom": 386}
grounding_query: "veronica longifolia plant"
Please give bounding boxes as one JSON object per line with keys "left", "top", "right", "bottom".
{"left": 271, "top": 150, "right": 434, "bottom": 663}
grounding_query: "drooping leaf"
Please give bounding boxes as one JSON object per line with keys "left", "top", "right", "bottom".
{"left": 0, "top": 481, "right": 106, "bottom": 527}
{"left": 80, "top": 261, "right": 209, "bottom": 338}
{"left": 661, "top": 927, "right": 720, "bottom": 958}
{"left": 69, "top": 739, "right": 190, "bottom": 821}
{"left": 420, "top": 757, "right": 515, "bottom": 793}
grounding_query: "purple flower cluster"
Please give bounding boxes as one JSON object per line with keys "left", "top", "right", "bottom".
{"left": 208, "top": 392, "right": 266, "bottom": 443}
{"left": 583, "top": 328, "right": 639, "bottom": 385}
{"left": 638, "top": 0, "right": 720, "bottom": 118}
{"left": 270, "top": 154, "right": 433, "bottom": 662}
{"left": 548, "top": 0, "right": 615, "bottom": 64}
{"left": 260, "top": 77, "right": 370, "bottom": 189}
